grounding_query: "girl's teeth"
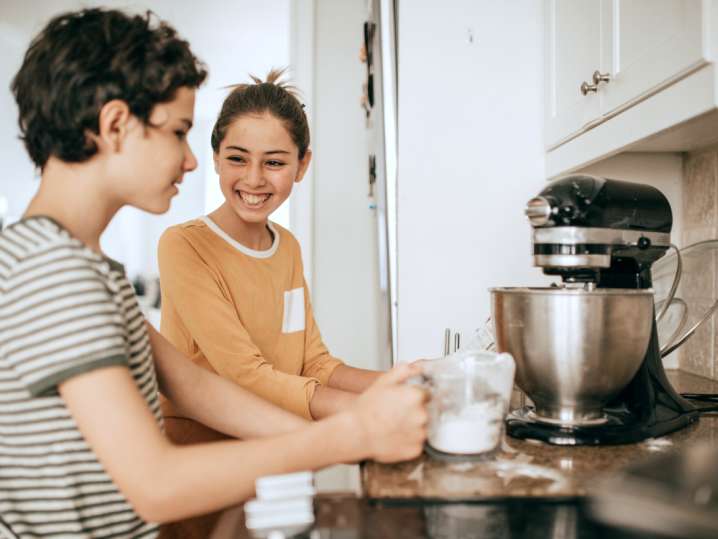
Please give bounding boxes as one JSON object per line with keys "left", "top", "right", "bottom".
{"left": 239, "top": 192, "right": 270, "bottom": 205}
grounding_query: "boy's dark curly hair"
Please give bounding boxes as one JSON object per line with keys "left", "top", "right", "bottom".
{"left": 11, "top": 8, "right": 208, "bottom": 169}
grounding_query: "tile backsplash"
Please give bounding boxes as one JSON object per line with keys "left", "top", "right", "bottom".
{"left": 680, "top": 144, "right": 718, "bottom": 380}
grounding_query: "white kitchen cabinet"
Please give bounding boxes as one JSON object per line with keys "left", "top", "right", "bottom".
{"left": 544, "top": 0, "right": 718, "bottom": 179}
{"left": 545, "top": 0, "right": 710, "bottom": 152}
{"left": 544, "top": 0, "right": 601, "bottom": 147}
{"left": 601, "top": 0, "right": 706, "bottom": 114}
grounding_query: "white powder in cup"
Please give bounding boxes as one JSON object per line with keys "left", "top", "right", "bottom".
{"left": 428, "top": 399, "right": 504, "bottom": 455}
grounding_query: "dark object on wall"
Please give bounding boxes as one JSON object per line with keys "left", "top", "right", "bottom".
{"left": 361, "top": 21, "right": 376, "bottom": 118}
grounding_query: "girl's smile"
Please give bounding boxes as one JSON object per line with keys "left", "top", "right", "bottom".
{"left": 237, "top": 189, "right": 272, "bottom": 208}
{"left": 212, "top": 112, "right": 311, "bottom": 244}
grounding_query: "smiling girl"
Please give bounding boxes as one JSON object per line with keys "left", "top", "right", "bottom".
{"left": 157, "top": 70, "right": 383, "bottom": 442}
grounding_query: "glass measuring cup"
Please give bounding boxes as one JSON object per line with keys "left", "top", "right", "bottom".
{"left": 423, "top": 351, "right": 515, "bottom": 455}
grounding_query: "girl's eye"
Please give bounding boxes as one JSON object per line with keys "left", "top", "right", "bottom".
{"left": 175, "top": 130, "right": 188, "bottom": 140}
{"left": 266, "top": 160, "right": 285, "bottom": 167}
{"left": 227, "top": 156, "right": 246, "bottom": 163}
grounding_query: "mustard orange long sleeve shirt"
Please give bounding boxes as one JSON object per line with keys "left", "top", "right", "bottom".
{"left": 157, "top": 217, "right": 343, "bottom": 419}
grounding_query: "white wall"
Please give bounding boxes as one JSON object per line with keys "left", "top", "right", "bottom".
{"left": 288, "top": 0, "right": 316, "bottom": 289}
{"left": 0, "top": 0, "right": 290, "bottom": 278}
{"left": 0, "top": 2, "right": 44, "bottom": 223}
{"left": 311, "top": 0, "right": 383, "bottom": 371}
{"left": 295, "top": 0, "right": 380, "bottom": 494}
{"left": 396, "top": 1, "right": 548, "bottom": 361}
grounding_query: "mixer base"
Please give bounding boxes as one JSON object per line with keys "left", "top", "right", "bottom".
{"left": 525, "top": 408, "right": 609, "bottom": 427}
{"left": 506, "top": 405, "right": 699, "bottom": 446}
{"left": 423, "top": 443, "right": 498, "bottom": 462}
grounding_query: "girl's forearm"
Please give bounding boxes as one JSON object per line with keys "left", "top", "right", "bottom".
{"left": 150, "top": 324, "right": 307, "bottom": 438}
{"left": 172, "top": 364, "right": 308, "bottom": 437}
{"left": 328, "top": 364, "right": 382, "bottom": 393}
{"left": 309, "top": 384, "right": 357, "bottom": 419}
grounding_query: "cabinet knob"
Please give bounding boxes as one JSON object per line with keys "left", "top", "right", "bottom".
{"left": 580, "top": 81, "right": 598, "bottom": 95}
{"left": 592, "top": 70, "right": 611, "bottom": 85}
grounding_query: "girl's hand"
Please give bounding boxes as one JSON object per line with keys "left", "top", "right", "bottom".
{"left": 348, "top": 363, "right": 429, "bottom": 463}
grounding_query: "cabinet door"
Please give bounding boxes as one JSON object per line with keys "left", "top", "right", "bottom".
{"left": 601, "top": 0, "right": 708, "bottom": 114}
{"left": 545, "top": 0, "right": 602, "bottom": 148}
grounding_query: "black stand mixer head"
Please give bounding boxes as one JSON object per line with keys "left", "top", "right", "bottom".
{"left": 505, "top": 175, "right": 698, "bottom": 445}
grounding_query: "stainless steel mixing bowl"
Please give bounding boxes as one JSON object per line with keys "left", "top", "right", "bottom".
{"left": 490, "top": 287, "right": 654, "bottom": 426}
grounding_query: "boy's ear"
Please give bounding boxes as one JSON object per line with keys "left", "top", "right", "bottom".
{"left": 295, "top": 149, "right": 312, "bottom": 184}
{"left": 97, "top": 100, "right": 132, "bottom": 152}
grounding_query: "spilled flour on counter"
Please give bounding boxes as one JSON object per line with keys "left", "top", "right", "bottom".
{"left": 642, "top": 437, "right": 673, "bottom": 451}
{"left": 448, "top": 462, "right": 475, "bottom": 472}
{"left": 492, "top": 459, "right": 570, "bottom": 493}
{"left": 407, "top": 462, "right": 424, "bottom": 483}
{"left": 505, "top": 452, "right": 534, "bottom": 465}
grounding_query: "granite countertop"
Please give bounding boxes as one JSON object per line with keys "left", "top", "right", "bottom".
{"left": 210, "top": 495, "right": 682, "bottom": 539}
{"left": 361, "top": 370, "right": 718, "bottom": 500}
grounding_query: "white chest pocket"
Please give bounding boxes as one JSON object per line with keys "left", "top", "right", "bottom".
{"left": 282, "top": 287, "right": 305, "bottom": 333}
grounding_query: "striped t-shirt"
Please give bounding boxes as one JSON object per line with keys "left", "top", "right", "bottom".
{"left": 0, "top": 216, "right": 161, "bottom": 538}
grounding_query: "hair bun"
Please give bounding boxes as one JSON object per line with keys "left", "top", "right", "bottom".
{"left": 250, "top": 68, "right": 291, "bottom": 90}
{"left": 265, "top": 68, "right": 285, "bottom": 85}
{"left": 211, "top": 67, "right": 310, "bottom": 159}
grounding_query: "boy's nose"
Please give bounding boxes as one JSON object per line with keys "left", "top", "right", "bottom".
{"left": 184, "top": 145, "right": 198, "bottom": 172}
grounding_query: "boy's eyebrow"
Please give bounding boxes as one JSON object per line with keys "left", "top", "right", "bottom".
{"left": 225, "top": 145, "right": 290, "bottom": 155}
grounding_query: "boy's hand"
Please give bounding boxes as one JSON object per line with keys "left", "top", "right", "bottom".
{"left": 348, "top": 363, "right": 429, "bottom": 463}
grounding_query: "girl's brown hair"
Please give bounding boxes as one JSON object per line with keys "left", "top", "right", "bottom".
{"left": 210, "top": 68, "right": 309, "bottom": 159}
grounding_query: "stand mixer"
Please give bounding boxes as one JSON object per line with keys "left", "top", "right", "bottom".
{"left": 492, "top": 175, "right": 699, "bottom": 445}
